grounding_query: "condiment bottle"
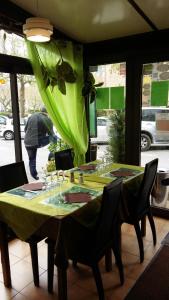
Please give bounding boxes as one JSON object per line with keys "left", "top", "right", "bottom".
{"left": 79, "top": 172, "right": 84, "bottom": 184}
{"left": 70, "top": 171, "right": 75, "bottom": 183}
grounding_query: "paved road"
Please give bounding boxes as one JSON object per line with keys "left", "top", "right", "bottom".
{"left": 1, "top": 139, "right": 169, "bottom": 181}
{"left": 0, "top": 139, "right": 49, "bottom": 182}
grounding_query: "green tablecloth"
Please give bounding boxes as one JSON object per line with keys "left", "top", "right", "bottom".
{"left": 0, "top": 162, "right": 144, "bottom": 241}
{"left": 0, "top": 180, "right": 104, "bottom": 241}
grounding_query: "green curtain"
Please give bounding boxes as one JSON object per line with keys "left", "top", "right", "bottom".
{"left": 26, "top": 40, "right": 88, "bottom": 166}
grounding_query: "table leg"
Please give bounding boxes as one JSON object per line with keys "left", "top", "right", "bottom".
{"left": 57, "top": 267, "right": 67, "bottom": 300}
{"left": 0, "top": 222, "right": 11, "bottom": 287}
{"left": 55, "top": 221, "right": 68, "bottom": 300}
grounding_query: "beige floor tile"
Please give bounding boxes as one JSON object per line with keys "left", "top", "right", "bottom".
{"left": 24, "top": 243, "right": 48, "bottom": 271}
{"left": 12, "top": 292, "right": 28, "bottom": 299}
{"left": 0, "top": 216, "right": 168, "bottom": 300}
{"left": 9, "top": 240, "right": 30, "bottom": 259}
{"left": 0, "top": 281, "right": 18, "bottom": 299}
{"left": 121, "top": 232, "right": 151, "bottom": 256}
{"left": 0, "top": 259, "right": 45, "bottom": 292}
{"left": 105, "top": 276, "right": 135, "bottom": 300}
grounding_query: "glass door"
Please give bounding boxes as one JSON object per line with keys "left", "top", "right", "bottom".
{"left": 17, "top": 74, "right": 52, "bottom": 181}
{"left": 141, "top": 62, "right": 169, "bottom": 210}
{"left": 90, "top": 63, "right": 126, "bottom": 163}
{"left": 0, "top": 72, "right": 15, "bottom": 165}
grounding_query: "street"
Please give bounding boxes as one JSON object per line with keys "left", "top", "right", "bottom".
{"left": 1, "top": 139, "right": 169, "bottom": 182}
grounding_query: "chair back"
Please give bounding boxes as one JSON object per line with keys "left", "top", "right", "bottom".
{"left": 136, "top": 158, "right": 158, "bottom": 216}
{"left": 95, "top": 179, "right": 123, "bottom": 248}
{"left": 54, "top": 149, "right": 74, "bottom": 170}
{"left": 0, "top": 161, "right": 28, "bottom": 192}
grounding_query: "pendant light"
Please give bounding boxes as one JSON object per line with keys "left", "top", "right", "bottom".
{"left": 23, "top": 0, "right": 53, "bottom": 42}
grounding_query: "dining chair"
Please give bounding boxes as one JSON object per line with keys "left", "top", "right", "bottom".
{"left": 51, "top": 179, "right": 124, "bottom": 299}
{"left": 122, "top": 158, "right": 158, "bottom": 263}
{"left": 0, "top": 161, "right": 42, "bottom": 287}
{"left": 54, "top": 149, "right": 74, "bottom": 170}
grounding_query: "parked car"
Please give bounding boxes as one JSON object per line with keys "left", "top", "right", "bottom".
{"left": 90, "top": 108, "right": 169, "bottom": 150}
{"left": 141, "top": 106, "right": 169, "bottom": 151}
{"left": 0, "top": 116, "right": 26, "bottom": 140}
{"left": 91, "top": 116, "right": 110, "bottom": 143}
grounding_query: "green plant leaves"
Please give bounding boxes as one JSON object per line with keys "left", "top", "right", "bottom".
{"left": 58, "top": 61, "right": 77, "bottom": 83}
{"left": 42, "top": 57, "right": 77, "bottom": 95}
{"left": 58, "top": 78, "right": 66, "bottom": 95}
{"left": 48, "top": 139, "right": 70, "bottom": 153}
{"left": 82, "top": 71, "right": 104, "bottom": 103}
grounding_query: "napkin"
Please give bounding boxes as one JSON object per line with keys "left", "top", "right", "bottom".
{"left": 79, "top": 164, "right": 96, "bottom": 171}
{"left": 110, "top": 170, "right": 134, "bottom": 177}
{"left": 22, "top": 182, "right": 44, "bottom": 191}
{"left": 64, "top": 192, "right": 91, "bottom": 203}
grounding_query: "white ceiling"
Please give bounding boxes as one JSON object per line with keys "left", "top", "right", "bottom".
{"left": 10, "top": 0, "right": 169, "bottom": 43}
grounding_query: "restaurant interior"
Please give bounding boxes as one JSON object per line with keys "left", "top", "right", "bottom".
{"left": 1, "top": 1, "right": 169, "bottom": 299}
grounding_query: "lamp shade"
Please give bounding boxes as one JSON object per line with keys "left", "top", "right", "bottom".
{"left": 23, "top": 17, "right": 53, "bottom": 42}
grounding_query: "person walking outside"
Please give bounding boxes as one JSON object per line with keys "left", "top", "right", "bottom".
{"left": 24, "top": 106, "right": 57, "bottom": 180}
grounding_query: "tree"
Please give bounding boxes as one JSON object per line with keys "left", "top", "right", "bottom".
{"left": 0, "top": 30, "right": 41, "bottom": 116}
{"left": 17, "top": 74, "right": 37, "bottom": 117}
{"left": 0, "top": 73, "right": 11, "bottom": 112}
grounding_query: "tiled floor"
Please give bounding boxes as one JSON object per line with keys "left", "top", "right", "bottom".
{"left": 0, "top": 216, "right": 168, "bottom": 300}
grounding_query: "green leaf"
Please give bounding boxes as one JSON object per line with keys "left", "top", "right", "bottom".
{"left": 90, "top": 89, "right": 96, "bottom": 103}
{"left": 64, "top": 71, "right": 77, "bottom": 83}
{"left": 58, "top": 78, "right": 66, "bottom": 95}
{"left": 95, "top": 82, "right": 104, "bottom": 87}
{"left": 87, "top": 72, "right": 95, "bottom": 84}
{"left": 50, "top": 78, "right": 58, "bottom": 87}
{"left": 58, "top": 61, "right": 77, "bottom": 83}
{"left": 82, "top": 85, "right": 90, "bottom": 97}
{"left": 43, "top": 71, "right": 50, "bottom": 88}
{"left": 60, "top": 61, "right": 73, "bottom": 75}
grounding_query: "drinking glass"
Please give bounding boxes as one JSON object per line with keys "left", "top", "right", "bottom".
{"left": 57, "top": 179, "right": 65, "bottom": 204}
{"left": 41, "top": 167, "right": 49, "bottom": 190}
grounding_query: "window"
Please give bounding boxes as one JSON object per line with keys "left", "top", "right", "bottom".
{"left": 97, "top": 118, "right": 107, "bottom": 126}
{"left": 142, "top": 109, "right": 156, "bottom": 121}
{"left": 0, "top": 30, "right": 28, "bottom": 58}
{"left": 0, "top": 116, "right": 7, "bottom": 125}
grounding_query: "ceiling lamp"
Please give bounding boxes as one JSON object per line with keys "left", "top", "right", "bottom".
{"left": 23, "top": 17, "right": 53, "bottom": 42}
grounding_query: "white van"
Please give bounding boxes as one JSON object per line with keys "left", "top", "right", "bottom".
{"left": 141, "top": 107, "right": 169, "bottom": 151}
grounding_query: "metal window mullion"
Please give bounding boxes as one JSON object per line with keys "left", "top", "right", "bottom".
{"left": 10, "top": 73, "right": 22, "bottom": 162}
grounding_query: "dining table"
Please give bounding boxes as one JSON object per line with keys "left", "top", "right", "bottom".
{"left": 0, "top": 160, "right": 144, "bottom": 300}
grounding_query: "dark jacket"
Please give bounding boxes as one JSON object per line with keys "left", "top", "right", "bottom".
{"left": 24, "top": 112, "right": 55, "bottom": 148}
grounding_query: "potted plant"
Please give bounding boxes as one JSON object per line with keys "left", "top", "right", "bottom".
{"left": 106, "top": 110, "right": 125, "bottom": 163}
{"left": 47, "top": 139, "right": 72, "bottom": 171}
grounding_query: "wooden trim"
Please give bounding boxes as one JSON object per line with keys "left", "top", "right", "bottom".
{"left": 127, "top": 0, "right": 158, "bottom": 31}
{"left": 125, "top": 60, "right": 142, "bottom": 165}
{"left": 84, "top": 28, "right": 169, "bottom": 66}
{"left": 0, "top": 54, "right": 33, "bottom": 74}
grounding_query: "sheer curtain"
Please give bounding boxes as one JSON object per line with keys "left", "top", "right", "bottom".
{"left": 26, "top": 40, "right": 88, "bottom": 166}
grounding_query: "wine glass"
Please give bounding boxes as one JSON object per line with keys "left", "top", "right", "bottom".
{"left": 41, "top": 167, "right": 48, "bottom": 190}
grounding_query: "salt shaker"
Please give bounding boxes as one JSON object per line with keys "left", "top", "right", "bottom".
{"left": 70, "top": 171, "right": 75, "bottom": 183}
{"left": 79, "top": 172, "right": 84, "bottom": 184}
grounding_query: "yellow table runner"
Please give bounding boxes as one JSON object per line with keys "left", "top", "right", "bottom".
{"left": 78, "top": 162, "right": 144, "bottom": 189}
